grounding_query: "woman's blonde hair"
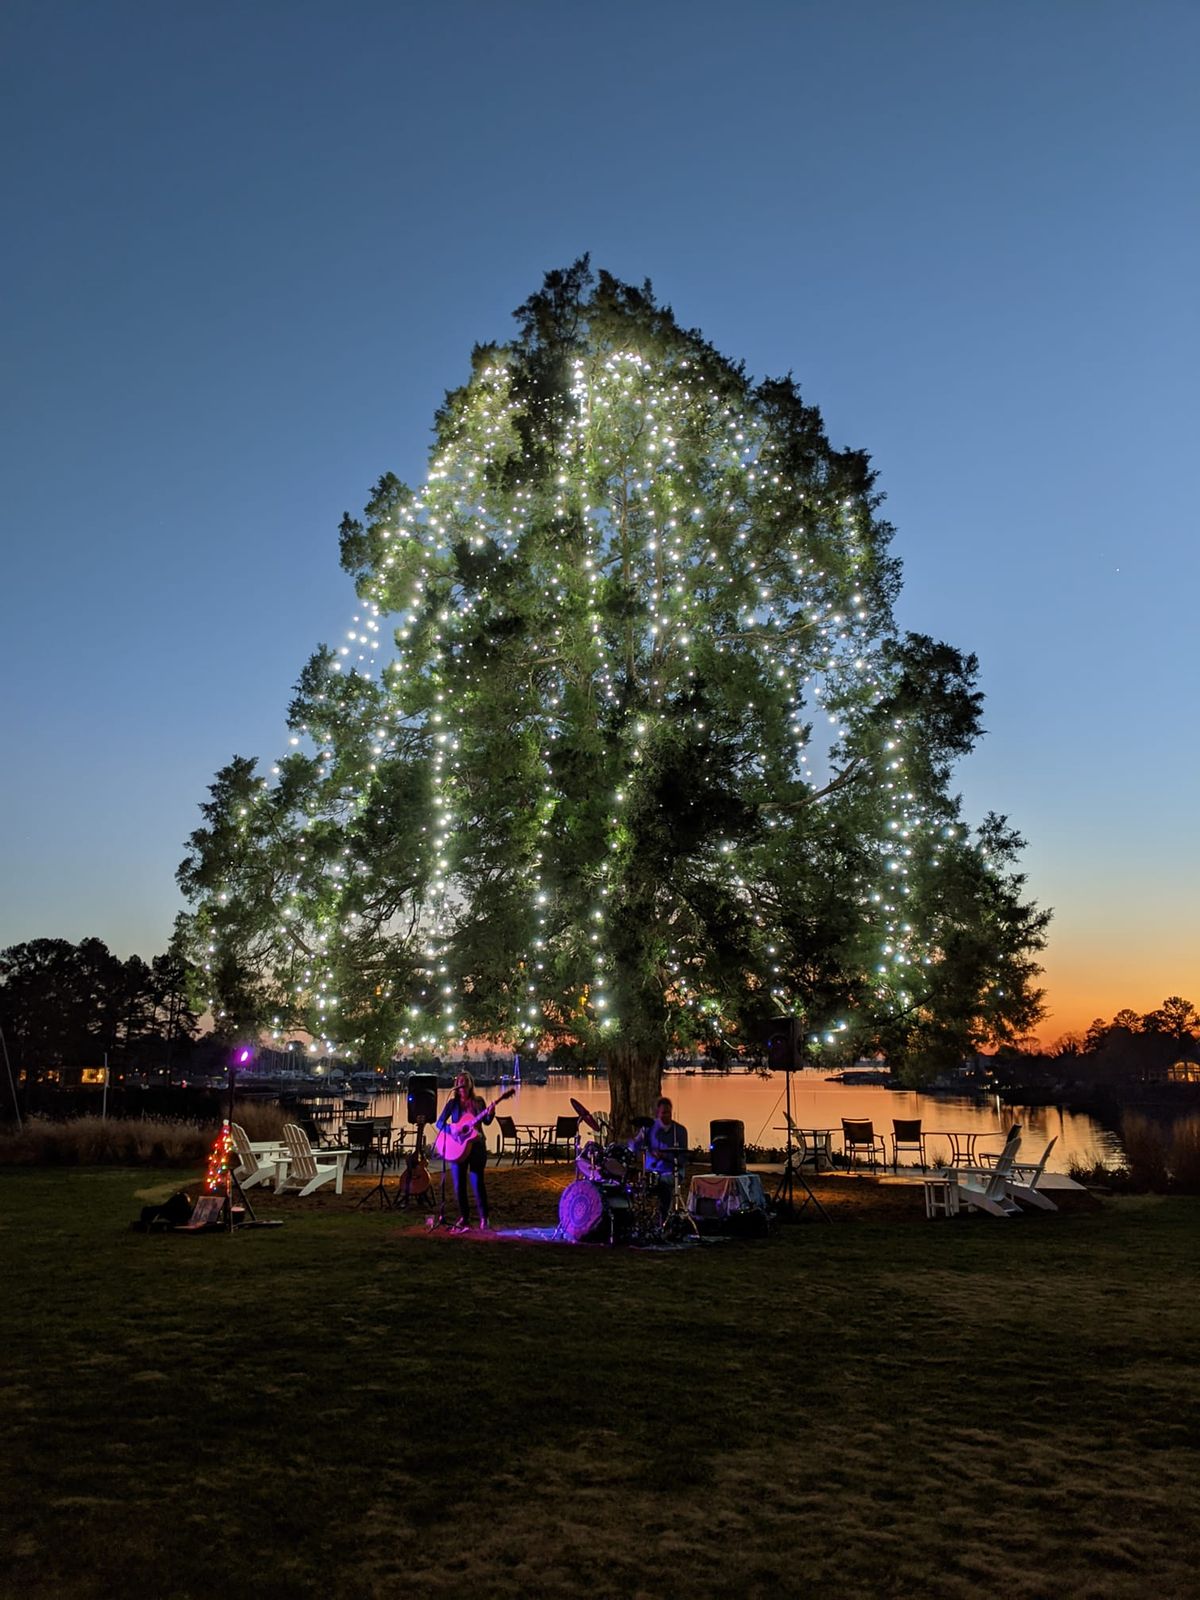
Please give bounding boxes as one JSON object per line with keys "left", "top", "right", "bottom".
{"left": 454, "top": 1069, "right": 478, "bottom": 1101}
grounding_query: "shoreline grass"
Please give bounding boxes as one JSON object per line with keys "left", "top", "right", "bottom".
{"left": 1, "top": 1166, "right": 1197, "bottom": 1599}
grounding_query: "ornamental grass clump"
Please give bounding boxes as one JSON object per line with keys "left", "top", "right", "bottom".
{"left": 0, "top": 1102, "right": 290, "bottom": 1166}
{"left": 1120, "top": 1113, "right": 1170, "bottom": 1191}
{"left": 0, "top": 1115, "right": 212, "bottom": 1167}
{"left": 1167, "top": 1114, "right": 1200, "bottom": 1191}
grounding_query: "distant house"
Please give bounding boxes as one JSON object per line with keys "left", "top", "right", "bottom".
{"left": 1163, "top": 1058, "right": 1200, "bottom": 1085}
{"left": 1091, "top": 1028, "right": 1199, "bottom": 1084}
{"left": 18, "top": 1064, "right": 106, "bottom": 1088}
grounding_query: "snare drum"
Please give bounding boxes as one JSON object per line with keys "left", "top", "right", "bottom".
{"left": 575, "top": 1140, "right": 605, "bottom": 1182}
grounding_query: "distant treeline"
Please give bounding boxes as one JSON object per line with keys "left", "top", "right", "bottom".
{"left": 1047, "top": 997, "right": 1199, "bottom": 1058}
{"left": 989, "top": 998, "right": 1200, "bottom": 1108}
{"left": 0, "top": 937, "right": 201, "bottom": 1091}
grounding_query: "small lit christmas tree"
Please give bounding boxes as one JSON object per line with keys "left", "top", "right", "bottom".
{"left": 204, "top": 1123, "right": 233, "bottom": 1192}
{"left": 179, "top": 260, "right": 1048, "bottom": 1128}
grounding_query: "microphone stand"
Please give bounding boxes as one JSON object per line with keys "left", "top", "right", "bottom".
{"left": 430, "top": 1105, "right": 452, "bottom": 1229}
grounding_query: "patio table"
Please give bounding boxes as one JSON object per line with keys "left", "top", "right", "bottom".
{"left": 930, "top": 1130, "right": 1009, "bottom": 1166}
{"left": 515, "top": 1123, "right": 555, "bottom": 1162}
{"left": 348, "top": 1116, "right": 393, "bottom": 1169}
{"left": 776, "top": 1125, "right": 838, "bottom": 1170}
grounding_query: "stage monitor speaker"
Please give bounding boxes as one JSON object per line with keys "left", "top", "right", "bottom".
{"left": 406, "top": 1074, "right": 438, "bottom": 1125}
{"left": 710, "top": 1118, "right": 746, "bottom": 1176}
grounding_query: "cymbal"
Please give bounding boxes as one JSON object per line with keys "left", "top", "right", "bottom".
{"left": 570, "top": 1097, "right": 601, "bottom": 1132}
{"left": 632, "top": 1116, "right": 654, "bottom": 1131}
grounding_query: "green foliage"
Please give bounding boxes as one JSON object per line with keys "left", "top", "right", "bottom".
{"left": 180, "top": 261, "right": 1048, "bottom": 1103}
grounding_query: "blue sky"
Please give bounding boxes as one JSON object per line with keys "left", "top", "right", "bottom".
{"left": 2, "top": 0, "right": 1196, "bottom": 1037}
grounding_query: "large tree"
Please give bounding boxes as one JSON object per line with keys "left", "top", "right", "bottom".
{"left": 178, "top": 260, "right": 1047, "bottom": 1127}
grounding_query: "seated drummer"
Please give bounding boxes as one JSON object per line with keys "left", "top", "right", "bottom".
{"left": 635, "top": 1096, "right": 688, "bottom": 1217}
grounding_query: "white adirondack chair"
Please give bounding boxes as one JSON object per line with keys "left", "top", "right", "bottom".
{"left": 230, "top": 1122, "right": 289, "bottom": 1191}
{"left": 1001, "top": 1135, "right": 1059, "bottom": 1211}
{"left": 277, "top": 1123, "right": 350, "bottom": 1197}
{"left": 952, "top": 1126, "right": 1024, "bottom": 1217}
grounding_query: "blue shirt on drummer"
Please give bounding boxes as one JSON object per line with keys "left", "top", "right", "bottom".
{"left": 643, "top": 1114, "right": 688, "bottom": 1176}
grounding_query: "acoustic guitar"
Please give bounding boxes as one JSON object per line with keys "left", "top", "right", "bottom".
{"left": 400, "top": 1120, "right": 433, "bottom": 1202}
{"left": 432, "top": 1088, "right": 516, "bottom": 1162}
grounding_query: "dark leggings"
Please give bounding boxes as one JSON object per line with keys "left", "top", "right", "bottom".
{"left": 452, "top": 1145, "right": 489, "bottom": 1223}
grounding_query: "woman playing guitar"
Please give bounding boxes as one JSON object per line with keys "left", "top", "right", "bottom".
{"left": 434, "top": 1071, "right": 498, "bottom": 1232}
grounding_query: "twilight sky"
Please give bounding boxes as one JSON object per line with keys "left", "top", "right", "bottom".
{"left": 2, "top": 0, "right": 1196, "bottom": 1041}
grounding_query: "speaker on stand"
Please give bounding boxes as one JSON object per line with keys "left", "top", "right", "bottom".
{"left": 406, "top": 1074, "right": 438, "bottom": 1125}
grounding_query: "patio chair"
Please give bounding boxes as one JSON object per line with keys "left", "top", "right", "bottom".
{"left": 345, "top": 1120, "right": 377, "bottom": 1171}
{"left": 891, "top": 1118, "right": 927, "bottom": 1169}
{"left": 548, "top": 1114, "right": 580, "bottom": 1162}
{"left": 277, "top": 1123, "right": 350, "bottom": 1198}
{"left": 951, "top": 1126, "right": 1023, "bottom": 1217}
{"left": 841, "top": 1118, "right": 887, "bottom": 1170}
{"left": 495, "top": 1115, "right": 527, "bottom": 1165}
{"left": 229, "top": 1123, "right": 288, "bottom": 1191}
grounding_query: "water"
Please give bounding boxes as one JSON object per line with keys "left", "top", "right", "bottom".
{"left": 336, "top": 1070, "right": 1118, "bottom": 1174}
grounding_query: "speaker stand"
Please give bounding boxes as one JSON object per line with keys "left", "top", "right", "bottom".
{"left": 772, "top": 1064, "right": 830, "bottom": 1223}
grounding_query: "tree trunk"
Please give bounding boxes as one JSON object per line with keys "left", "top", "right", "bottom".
{"left": 606, "top": 1041, "right": 663, "bottom": 1138}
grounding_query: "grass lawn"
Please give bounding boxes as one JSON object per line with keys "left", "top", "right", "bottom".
{"left": 1, "top": 1165, "right": 1198, "bottom": 1600}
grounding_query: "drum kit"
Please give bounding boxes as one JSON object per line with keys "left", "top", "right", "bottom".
{"left": 557, "top": 1099, "right": 699, "bottom": 1246}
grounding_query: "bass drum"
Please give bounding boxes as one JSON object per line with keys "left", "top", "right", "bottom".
{"left": 559, "top": 1178, "right": 631, "bottom": 1244}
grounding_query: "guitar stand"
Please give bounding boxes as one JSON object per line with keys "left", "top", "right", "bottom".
{"left": 395, "top": 1125, "right": 435, "bottom": 1211}
{"left": 398, "top": 1181, "right": 434, "bottom": 1212}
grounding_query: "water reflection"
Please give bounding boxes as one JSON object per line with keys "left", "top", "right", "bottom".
{"left": 354, "top": 1070, "right": 1118, "bottom": 1174}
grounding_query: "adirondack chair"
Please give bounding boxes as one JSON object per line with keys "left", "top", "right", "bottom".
{"left": 230, "top": 1122, "right": 288, "bottom": 1191}
{"left": 951, "top": 1126, "right": 1024, "bottom": 1217}
{"left": 986, "top": 1135, "right": 1059, "bottom": 1211}
{"left": 277, "top": 1123, "right": 350, "bottom": 1197}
